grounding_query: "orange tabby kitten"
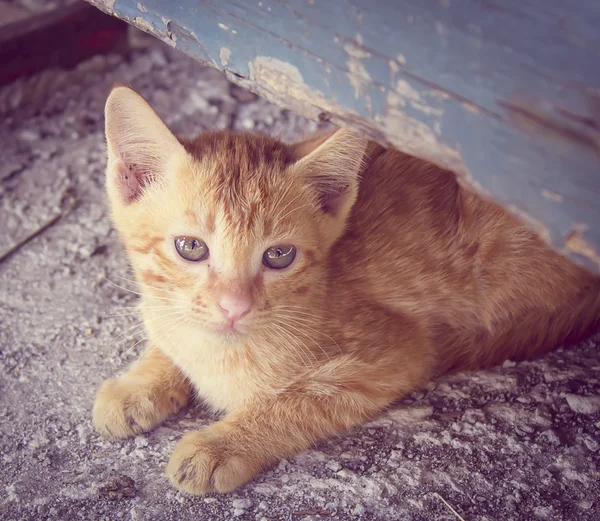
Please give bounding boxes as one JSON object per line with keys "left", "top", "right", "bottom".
{"left": 93, "top": 86, "right": 600, "bottom": 494}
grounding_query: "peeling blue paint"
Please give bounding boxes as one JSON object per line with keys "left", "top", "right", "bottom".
{"left": 93, "top": 0, "right": 600, "bottom": 271}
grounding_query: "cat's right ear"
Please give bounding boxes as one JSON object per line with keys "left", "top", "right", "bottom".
{"left": 104, "top": 86, "right": 188, "bottom": 205}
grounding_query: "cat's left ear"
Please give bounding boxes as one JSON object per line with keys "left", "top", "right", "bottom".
{"left": 104, "top": 85, "right": 188, "bottom": 205}
{"left": 289, "top": 128, "right": 368, "bottom": 222}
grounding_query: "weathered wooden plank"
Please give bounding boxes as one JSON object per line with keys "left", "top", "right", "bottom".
{"left": 87, "top": 0, "right": 600, "bottom": 273}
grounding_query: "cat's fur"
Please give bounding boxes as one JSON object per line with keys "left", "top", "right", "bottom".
{"left": 93, "top": 86, "right": 600, "bottom": 494}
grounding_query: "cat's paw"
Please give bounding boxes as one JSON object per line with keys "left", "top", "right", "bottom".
{"left": 93, "top": 376, "right": 188, "bottom": 439}
{"left": 166, "top": 429, "right": 261, "bottom": 494}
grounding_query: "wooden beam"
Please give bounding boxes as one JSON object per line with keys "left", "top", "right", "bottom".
{"left": 86, "top": 0, "right": 600, "bottom": 273}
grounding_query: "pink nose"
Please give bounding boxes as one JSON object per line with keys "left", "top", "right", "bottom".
{"left": 218, "top": 294, "right": 252, "bottom": 322}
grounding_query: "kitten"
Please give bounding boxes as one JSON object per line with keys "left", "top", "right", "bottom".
{"left": 93, "top": 86, "right": 600, "bottom": 494}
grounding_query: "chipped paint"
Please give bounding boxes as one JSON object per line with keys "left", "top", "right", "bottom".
{"left": 130, "top": 16, "right": 177, "bottom": 48}
{"left": 245, "top": 55, "right": 466, "bottom": 200}
{"left": 388, "top": 60, "right": 400, "bottom": 82}
{"left": 344, "top": 39, "right": 372, "bottom": 99}
{"left": 411, "top": 102, "right": 444, "bottom": 117}
{"left": 386, "top": 91, "right": 406, "bottom": 108}
{"left": 219, "top": 47, "right": 232, "bottom": 67}
{"left": 87, "top": 0, "right": 115, "bottom": 11}
{"left": 132, "top": 16, "right": 154, "bottom": 34}
{"left": 463, "top": 102, "right": 482, "bottom": 115}
{"left": 541, "top": 189, "right": 564, "bottom": 203}
{"left": 246, "top": 56, "right": 330, "bottom": 121}
{"left": 376, "top": 89, "right": 469, "bottom": 190}
{"left": 395, "top": 79, "right": 421, "bottom": 103}
{"left": 565, "top": 228, "right": 600, "bottom": 269}
{"left": 389, "top": 80, "right": 444, "bottom": 118}
{"left": 96, "top": 1, "right": 599, "bottom": 272}
{"left": 249, "top": 56, "right": 305, "bottom": 88}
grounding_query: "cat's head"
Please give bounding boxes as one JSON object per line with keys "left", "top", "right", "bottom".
{"left": 104, "top": 86, "right": 367, "bottom": 346}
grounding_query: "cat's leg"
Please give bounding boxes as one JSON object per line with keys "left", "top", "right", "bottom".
{"left": 93, "top": 346, "right": 191, "bottom": 439}
{"left": 166, "top": 346, "right": 431, "bottom": 494}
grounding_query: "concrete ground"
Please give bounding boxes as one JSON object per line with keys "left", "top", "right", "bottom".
{"left": 1, "top": 26, "right": 599, "bottom": 521}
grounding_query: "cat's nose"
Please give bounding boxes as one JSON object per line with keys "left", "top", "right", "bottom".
{"left": 217, "top": 294, "right": 252, "bottom": 322}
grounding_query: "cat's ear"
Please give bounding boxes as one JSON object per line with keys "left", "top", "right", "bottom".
{"left": 289, "top": 128, "right": 368, "bottom": 219}
{"left": 104, "top": 85, "right": 188, "bottom": 205}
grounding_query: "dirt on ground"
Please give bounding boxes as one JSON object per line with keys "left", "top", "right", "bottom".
{"left": 0, "top": 27, "right": 599, "bottom": 521}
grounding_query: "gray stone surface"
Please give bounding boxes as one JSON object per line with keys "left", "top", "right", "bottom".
{"left": 1, "top": 32, "right": 599, "bottom": 521}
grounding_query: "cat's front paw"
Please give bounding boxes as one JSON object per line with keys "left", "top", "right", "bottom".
{"left": 93, "top": 376, "right": 188, "bottom": 439}
{"left": 166, "top": 429, "right": 261, "bottom": 494}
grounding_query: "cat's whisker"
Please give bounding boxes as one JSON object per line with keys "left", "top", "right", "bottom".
{"left": 262, "top": 322, "right": 305, "bottom": 364}
{"left": 124, "top": 335, "right": 149, "bottom": 359}
{"left": 111, "top": 304, "right": 188, "bottom": 352}
{"left": 117, "top": 308, "right": 189, "bottom": 358}
{"left": 273, "top": 187, "right": 304, "bottom": 219}
{"left": 156, "top": 315, "right": 190, "bottom": 351}
{"left": 124, "top": 312, "right": 187, "bottom": 360}
{"left": 103, "top": 277, "right": 188, "bottom": 304}
{"left": 275, "top": 305, "right": 335, "bottom": 318}
{"left": 113, "top": 308, "right": 186, "bottom": 331}
{"left": 274, "top": 311, "right": 331, "bottom": 324}
{"left": 275, "top": 313, "right": 343, "bottom": 356}
{"left": 125, "top": 308, "right": 186, "bottom": 361}
{"left": 112, "top": 329, "right": 146, "bottom": 354}
{"left": 102, "top": 305, "right": 186, "bottom": 319}
{"left": 274, "top": 309, "right": 332, "bottom": 322}
{"left": 274, "top": 203, "right": 313, "bottom": 228}
{"left": 101, "top": 311, "right": 143, "bottom": 319}
{"left": 271, "top": 183, "right": 298, "bottom": 222}
{"left": 109, "top": 303, "right": 188, "bottom": 312}
{"left": 112, "top": 320, "right": 148, "bottom": 342}
{"left": 269, "top": 328, "right": 314, "bottom": 372}
{"left": 267, "top": 323, "right": 316, "bottom": 369}
{"left": 272, "top": 318, "right": 332, "bottom": 363}
{"left": 112, "top": 274, "right": 188, "bottom": 301}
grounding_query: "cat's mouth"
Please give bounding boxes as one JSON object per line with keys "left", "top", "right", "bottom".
{"left": 209, "top": 321, "right": 250, "bottom": 337}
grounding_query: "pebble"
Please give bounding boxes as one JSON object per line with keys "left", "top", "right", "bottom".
{"left": 134, "top": 436, "right": 148, "bottom": 448}
{"left": 565, "top": 394, "right": 600, "bottom": 415}
{"left": 19, "top": 129, "right": 40, "bottom": 141}
{"left": 583, "top": 436, "right": 599, "bottom": 452}
{"left": 232, "top": 498, "right": 252, "bottom": 509}
{"left": 326, "top": 460, "right": 342, "bottom": 472}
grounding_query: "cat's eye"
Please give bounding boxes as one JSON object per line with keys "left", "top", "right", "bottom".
{"left": 263, "top": 245, "right": 297, "bottom": 270}
{"left": 174, "top": 236, "right": 209, "bottom": 262}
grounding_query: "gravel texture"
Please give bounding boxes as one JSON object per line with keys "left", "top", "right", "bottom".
{"left": 1, "top": 29, "right": 599, "bottom": 521}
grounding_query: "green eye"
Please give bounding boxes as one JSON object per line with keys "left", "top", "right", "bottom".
{"left": 263, "top": 245, "right": 297, "bottom": 270}
{"left": 174, "top": 236, "right": 209, "bottom": 262}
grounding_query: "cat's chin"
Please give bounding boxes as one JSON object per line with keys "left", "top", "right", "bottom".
{"left": 202, "top": 323, "right": 249, "bottom": 343}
